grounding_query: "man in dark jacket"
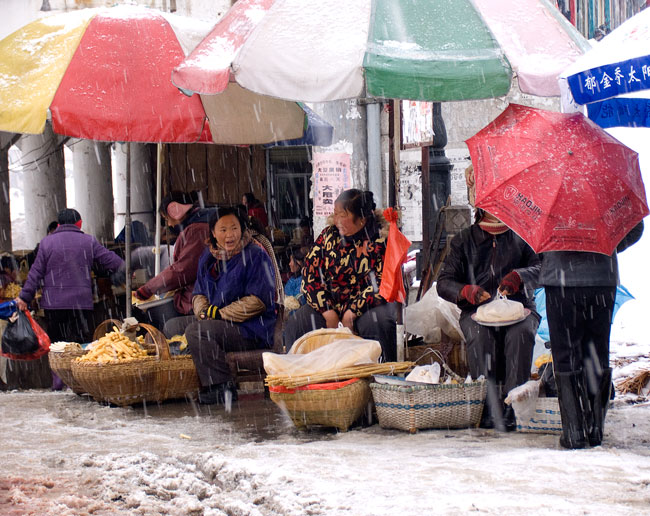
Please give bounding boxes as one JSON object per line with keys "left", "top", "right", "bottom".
{"left": 539, "top": 221, "right": 644, "bottom": 449}
{"left": 16, "top": 209, "right": 125, "bottom": 343}
{"left": 437, "top": 209, "right": 541, "bottom": 431}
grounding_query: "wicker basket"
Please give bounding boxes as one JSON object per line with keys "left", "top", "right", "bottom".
{"left": 516, "top": 397, "right": 562, "bottom": 434}
{"left": 72, "top": 320, "right": 199, "bottom": 406}
{"left": 407, "top": 337, "right": 468, "bottom": 378}
{"left": 269, "top": 378, "right": 371, "bottom": 432}
{"left": 370, "top": 380, "right": 487, "bottom": 433}
{"left": 158, "top": 354, "right": 200, "bottom": 401}
{"left": 48, "top": 348, "right": 88, "bottom": 394}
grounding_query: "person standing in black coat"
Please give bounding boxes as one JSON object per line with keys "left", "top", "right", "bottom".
{"left": 539, "top": 221, "right": 644, "bottom": 449}
{"left": 437, "top": 209, "right": 541, "bottom": 431}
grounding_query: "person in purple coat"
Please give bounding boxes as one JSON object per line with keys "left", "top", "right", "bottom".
{"left": 15, "top": 209, "right": 125, "bottom": 344}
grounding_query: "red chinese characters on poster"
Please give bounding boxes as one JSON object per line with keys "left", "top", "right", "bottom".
{"left": 312, "top": 152, "right": 352, "bottom": 217}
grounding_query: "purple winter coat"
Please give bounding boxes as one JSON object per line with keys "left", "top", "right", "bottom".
{"left": 19, "top": 225, "right": 124, "bottom": 310}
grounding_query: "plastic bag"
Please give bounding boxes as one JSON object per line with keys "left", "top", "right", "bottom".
{"left": 378, "top": 207, "right": 412, "bottom": 303}
{"left": 1, "top": 309, "right": 51, "bottom": 360}
{"left": 263, "top": 338, "right": 382, "bottom": 377}
{"left": 404, "top": 284, "right": 464, "bottom": 343}
{"left": 504, "top": 380, "right": 541, "bottom": 422}
{"left": 475, "top": 293, "right": 524, "bottom": 323}
{"left": 405, "top": 363, "right": 441, "bottom": 384}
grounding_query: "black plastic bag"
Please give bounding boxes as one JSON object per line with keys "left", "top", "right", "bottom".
{"left": 2, "top": 310, "right": 39, "bottom": 356}
{"left": 539, "top": 361, "right": 557, "bottom": 397}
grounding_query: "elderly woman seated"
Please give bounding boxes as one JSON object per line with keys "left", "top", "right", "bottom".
{"left": 164, "top": 207, "right": 277, "bottom": 405}
{"left": 283, "top": 189, "right": 397, "bottom": 361}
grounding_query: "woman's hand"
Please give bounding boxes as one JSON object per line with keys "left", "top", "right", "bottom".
{"left": 14, "top": 297, "right": 27, "bottom": 311}
{"left": 322, "top": 310, "right": 340, "bottom": 328}
{"left": 341, "top": 310, "right": 357, "bottom": 331}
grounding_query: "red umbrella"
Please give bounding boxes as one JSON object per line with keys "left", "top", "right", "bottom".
{"left": 466, "top": 104, "right": 649, "bottom": 255}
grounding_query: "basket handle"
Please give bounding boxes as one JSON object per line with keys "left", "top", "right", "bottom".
{"left": 92, "top": 319, "right": 172, "bottom": 362}
{"left": 138, "top": 323, "right": 172, "bottom": 362}
{"left": 414, "top": 347, "right": 464, "bottom": 383}
{"left": 92, "top": 319, "right": 122, "bottom": 342}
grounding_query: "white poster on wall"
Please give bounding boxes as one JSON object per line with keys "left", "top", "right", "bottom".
{"left": 312, "top": 152, "right": 352, "bottom": 217}
{"left": 398, "top": 161, "right": 423, "bottom": 242}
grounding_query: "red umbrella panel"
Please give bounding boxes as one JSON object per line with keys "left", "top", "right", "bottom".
{"left": 466, "top": 104, "right": 649, "bottom": 255}
{"left": 50, "top": 9, "right": 212, "bottom": 143}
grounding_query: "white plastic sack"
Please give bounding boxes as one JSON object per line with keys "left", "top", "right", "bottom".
{"left": 263, "top": 338, "right": 382, "bottom": 377}
{"left": 475, "top": 293, "right": 525, "bottom": 323}
{"left": 404, "top": 284, "right": 464, "bottom": 343}
{"left": 405, "top": 363, "right": 441, "bottom": 384}
{"left": 505, "top": 380, "right": 541, "bottom": 422}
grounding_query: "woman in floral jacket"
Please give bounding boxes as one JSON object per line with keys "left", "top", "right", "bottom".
{"left": 283, "top": 189, "right": 397, "bottom": 361}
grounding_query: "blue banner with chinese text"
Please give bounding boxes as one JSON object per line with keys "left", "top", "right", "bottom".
{"left": 567, "top": 54, "right": 650, "bottom": 104}
{"left": 587, "top": 97, "right": 650, "bottom": 128}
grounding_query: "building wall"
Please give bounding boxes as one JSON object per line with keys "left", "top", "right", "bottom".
{"left": 162, "top": 144, "right": 267, "bottom": 207}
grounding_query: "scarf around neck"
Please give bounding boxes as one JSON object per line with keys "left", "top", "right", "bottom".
{"left": 209, "top": 230, "right": 253, "bottom": 262}
{"left": 478, "top": 212, "right": 509, "bottom": 235}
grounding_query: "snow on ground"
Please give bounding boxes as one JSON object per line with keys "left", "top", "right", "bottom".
{"left": 1, "top": 386, "right": 649, "bottom": 516}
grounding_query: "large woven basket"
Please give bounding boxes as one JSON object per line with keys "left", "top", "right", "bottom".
{"left": 48, "top": 348, "right": 88, "bottom": 394}
{"left": 515, "top": 397, "right": 562, "bottom": 434}
{"left": 370, "top": 380, "right": 487, "bottom": 433}
{"left": 72, "top": 320, "right": 199, "bottom": 406}
{"left": 269, "top": 378, "right": 371, "bottom": 432}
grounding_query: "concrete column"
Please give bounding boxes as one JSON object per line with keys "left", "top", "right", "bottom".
{"left": 113, "top": 143, "right": 154, "bottom": 237}
{"left": 0, "top": 132, "right": 19, "bottom": 252}
{"left": 16, "top": 125, "right": 66, "bottom": 249}
{"left": 366, "top": 101, "right": 383, "bottom": 209}
{"left": 70, "top": 139, "right": 114, "bottom": 243}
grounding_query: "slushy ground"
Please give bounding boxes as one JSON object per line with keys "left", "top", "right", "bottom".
{"left": 1, "top": 384, "right": 649, "bottom": 516}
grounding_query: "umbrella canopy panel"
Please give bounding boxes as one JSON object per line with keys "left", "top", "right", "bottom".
{"left": 467, "top": 104, "right": 649, "bottom": 254}
{"left": 234, "top": 0, "right": 513, "bottom": 102}
{"left": 176, "top": 0, "right": 588, "bottom": 103}
{"left": 0, "top": 7, "right": 212, "bottom": 142}
{"left": 51, "top": 9, "right": 212, "bottom": 143}
{"left": 364, "top": 0, "right": 511, "bottom": 101}
{"left": 0, "top": 5, "right": 307, "bottom": 145}
{"left": 172, "top": 0, "right": 275, "bottom": 95}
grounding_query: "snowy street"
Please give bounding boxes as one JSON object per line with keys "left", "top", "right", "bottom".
{"left": 1, "top": 388, "right": 649, "bottom": 515}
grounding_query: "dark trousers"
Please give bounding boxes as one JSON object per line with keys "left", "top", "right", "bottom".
{"left": 167, "top": 316, "right": 260, "bottom": 387}
{"left": 460, "top": 311, "right": 539, "bottom": 398}
{"left": 283, "top": 303, "right": 398, "bottom": 362}
{"left": 545, "top": 286, "right": 615, "bottom": 386}
{"left": 44, "top": 309, "right": 94, "bottom": 343}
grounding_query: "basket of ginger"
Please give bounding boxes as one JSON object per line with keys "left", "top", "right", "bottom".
{"left": 71, "top": 320, "right": 198, "bottom": 406}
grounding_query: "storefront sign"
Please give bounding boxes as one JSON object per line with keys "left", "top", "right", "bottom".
{"left": 312, "top": 152, "right": 352, "bottom": 217}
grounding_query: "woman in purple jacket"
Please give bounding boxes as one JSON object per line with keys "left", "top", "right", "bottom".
{"left": 16, "top": 209, "right": 125, "bottom": 343}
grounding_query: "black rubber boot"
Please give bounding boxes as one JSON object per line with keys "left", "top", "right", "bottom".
{"left": 198, "top": 381, "right": 238, "bottom": 405}
{"left": 479, "top": 403, "right": 495, "bottom": 429}
{"left": 555, "top": 370, "right": 590, "bottom": 449}
{"left": 503, "top": 404, "right": 517, "bottom": 432}
{"left": 588, "top": 367, "right": 612, "bottom": 447}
